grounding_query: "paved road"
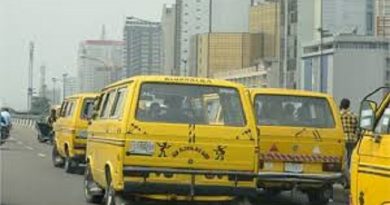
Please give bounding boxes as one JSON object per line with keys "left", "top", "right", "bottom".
{"left": 1, "top": 126, "right": 349, "bottom": 205}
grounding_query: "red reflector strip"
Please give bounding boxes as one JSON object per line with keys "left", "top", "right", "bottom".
{"left": 260, "top": 153, "right": 341, "bottom": 163}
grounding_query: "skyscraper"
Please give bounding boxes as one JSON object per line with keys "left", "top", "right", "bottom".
{"left": 376, "top": 0, "right": 390, "bottom": 37}
{"left": 77, "top": 40, "right": 123, "bottom": 92}
{"left": 193, "top": 33, "right": 263, "bottom": 77}
{"left": 175, "top": 0, "right": 210, "bottom": 76}
{"left": 175, "top": 0, "right": 252, "bottom": 76}
{"left": 297, "top": 0, "right": 371, "bottom": 90}
{"left": 123, "top": 17, "right": 163, "bottom": 78}
{"left": 64, "top": 76, "right": 79, "bottom": 98}
{"left": 161, "top": 4, "right": 177, "bottom": 75}
{"left": 250, "top": 0, "right": 297, "bottom": 88}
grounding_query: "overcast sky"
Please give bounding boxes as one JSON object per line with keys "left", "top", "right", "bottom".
{"left": 0, "top": 0, "right": 174, "bottom": 110}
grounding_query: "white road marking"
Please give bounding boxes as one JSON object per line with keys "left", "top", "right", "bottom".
{"left": 25, "top": 146, "right": 34, "bottom": 150}
{"left": 17, "top": 141, "right": 23, "bottom": 145}
{"left": 37, "top": 153, "right": 46, "bottom": 158}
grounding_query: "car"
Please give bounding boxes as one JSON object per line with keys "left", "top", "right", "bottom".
{"left": 350, "top": 87, "right": 390, "bottom": 205}
{"left": 249, "top": 88, "right": 345, "bottom": 205}
{"left": 52, "top": 93, "right": 98, "bottom": 173}
{"left": 84, "top": 75, "right": 259, "bottom": 205}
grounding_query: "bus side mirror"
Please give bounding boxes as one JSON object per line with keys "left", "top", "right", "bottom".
{"left": 359, "top": 100, "right": 377, "bottom": 131}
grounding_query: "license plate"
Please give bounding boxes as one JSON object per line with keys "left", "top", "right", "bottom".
{"left": 264, "top": 162, "right": 273, "bottom": 170}
{"left": 129, "top": 141, "right": 154, "bottom": 155}
{"left": 284, "top": 163, "right": 303, "bottom": 173}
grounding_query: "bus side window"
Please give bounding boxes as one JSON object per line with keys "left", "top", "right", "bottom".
{"left": 375, "top": 106, "right": 390, "bottom": 134}
{"left": 60, "top": 102, "right": 68, "bottom": 117}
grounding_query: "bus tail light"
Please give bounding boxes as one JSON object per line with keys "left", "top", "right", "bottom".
{"left": 322, "top": 163, "right": 342, "bottom": 172}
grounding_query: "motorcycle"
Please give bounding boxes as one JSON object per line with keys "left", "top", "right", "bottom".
{"left": 0, "top": 125, "right": 10, "bottom": 145}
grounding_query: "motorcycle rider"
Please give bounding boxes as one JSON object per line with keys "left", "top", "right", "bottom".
{"left": 1, "top": 108, "right": 12, "bottom": 141}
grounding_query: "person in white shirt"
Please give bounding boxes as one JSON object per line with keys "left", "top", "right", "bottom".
{"left": 1, "top": 108, "right": 11, "bottom": 141}
{"left": 0, "top": 108, "right": 11, "bottom": 127}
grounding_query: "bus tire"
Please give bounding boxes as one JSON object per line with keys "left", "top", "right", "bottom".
{"left": 52, "top": 145, "right": 65, "bottom": 168}
{"left": 84, "top": 164, "right": 104, "bottom": 204}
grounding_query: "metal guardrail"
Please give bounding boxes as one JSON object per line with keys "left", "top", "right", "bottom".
{"left": 11, "top": 114, "right": 43, "bottom": 128}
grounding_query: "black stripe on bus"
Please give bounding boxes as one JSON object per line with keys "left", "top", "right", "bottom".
{"left": 358, "top": 169, "right": 390, "bottom": 178}
{"left": 359, "top": 164, "right": 390, "bottom": 173}
{"left": 88, "top": 138, "right": 125, "bottom": 147}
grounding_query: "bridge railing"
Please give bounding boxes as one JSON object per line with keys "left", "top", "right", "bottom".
{"left": 11, "top": 114, "right": 43, "bottom": 128}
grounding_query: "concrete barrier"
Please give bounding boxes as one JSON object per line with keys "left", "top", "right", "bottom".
{"left": 12, "top": 115, "right": 41, "bottom": 129}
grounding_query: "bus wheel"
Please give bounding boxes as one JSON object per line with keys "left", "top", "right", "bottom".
{"left": 84, "top": 164, "right": 104, "bottom": 204}
{"left": 51, "top": 145, "right": 64, "bottom": 168}
{"left": 64, "top": 155, "right": 78, "bottom": 174}
{"left": 264, "top": 188, "right": 282, "bottom": 196}
{"left": 104, "top": 170, "right": 131, "bottom": 205}
{"left": 307, "top": 185, "right": 332, "bottom": 205}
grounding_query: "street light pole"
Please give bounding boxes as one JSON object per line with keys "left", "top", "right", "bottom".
{"left": 62, "top": 73, "right": 68, "bottom": 100}
{"left": 52, "top": 77, "right": 58, "bottom": 104}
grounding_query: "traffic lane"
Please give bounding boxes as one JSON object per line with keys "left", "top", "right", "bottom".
{"left": 1, "top": 127, "right": 92, "bottom": 205}
{"left": 1, "top": 127, "right": 349, "bottom": 205}
{"left": 252, "top": 187, "right": 348, "bottom": 205}
{"left": 10, "top": 126, "right": 53, "bottom": 154}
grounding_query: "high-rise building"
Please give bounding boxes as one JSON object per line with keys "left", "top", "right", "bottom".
{"left": 175, "top": 0, "right": 210, "bottom": 76}
{"left": 123, "top": 17, "right": 163, "bottom": 78}
{"left": 210, "top": 0, "right": 251, "bottom": 32}
{"left": 250, "top": 0, "right": 297, "bottom": 88}
{"left": 367, "top": 0, "right": 375, "bottom": 35}
{"left": 301, "top": 34, "right": 390, "bottom": 110}
{"left": 191, "top": 33, "right": 263, "bottom": 77}
{"left": 175, "top": 0, "right": 252, "bottom": 76}
{"left": 213, "top": 66, "right": 269, "bottom": 88}
{"left": 376, "top": 0, "right": 390, "bottom": 37}
{"left": 250, "top": 1, "right": 280, "bottom": 58}
{"left": 161, "top": 4, "right": 177, "bottom": 75}
{"left": 316, "top": 0, "right": 369, "bottom": 38}
{"left": 64, "top": 76, "right": 79, "bottom": 98}
{"left": 77, "top": 40, "right": 123, "bottom": 92}
{"left": 296, "top": 0, "right": 372, "bottom": 90}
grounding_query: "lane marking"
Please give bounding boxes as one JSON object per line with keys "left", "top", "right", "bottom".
{"left": 37, "top": 153, "right": 46, "bottom": 158}
{"left": 17, "top": 141, "right": 23, "bottom": 145}
{"left": 25, "top": 146, "right": 34, "bottom": 150}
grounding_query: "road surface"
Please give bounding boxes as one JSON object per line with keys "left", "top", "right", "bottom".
{"left": 1, "top": 126, "right": 349, "bottom": 205}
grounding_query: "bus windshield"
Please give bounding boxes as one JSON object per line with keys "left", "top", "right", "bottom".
{"left": 255, "top": 95, "right": 335, "bottom": 128}
{"left": 136, "top": 83, "right": 246, "bottom": 126}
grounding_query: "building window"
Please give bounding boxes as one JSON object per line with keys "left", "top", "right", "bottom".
{"left": 320, "top": 55, "right": 328, "bottom": 93}
{"left": 386, "top": 70, "right": 390, "bottom": 81}
{"left": 303, "top": 59, "right": 313, "bottom": 91}
{"left": 290, "top": 12, "right": 297, "bottom": 23}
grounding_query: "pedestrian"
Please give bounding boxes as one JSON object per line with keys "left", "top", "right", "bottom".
{"left": 340, "top": 98, "right": 359, "bottom": 167}
{"left": 47, "top": 108, "right": 57, "bottom": 128}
